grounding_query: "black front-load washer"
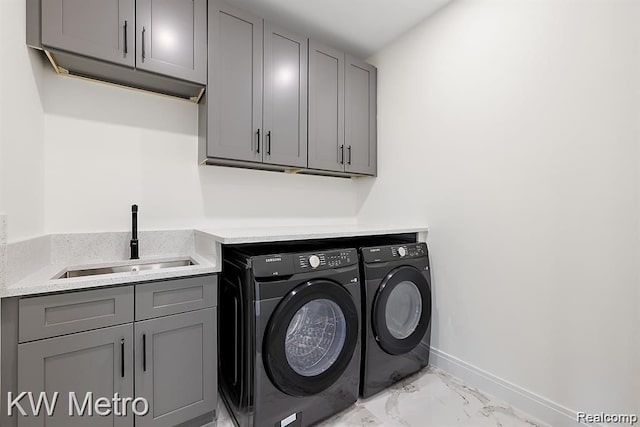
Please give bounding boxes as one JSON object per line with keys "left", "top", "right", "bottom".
{"left": 359, "top": 242, "right": 432, "bottom": 398}
{"left": 219, "top": 246, "right": 361, "bottom": 427}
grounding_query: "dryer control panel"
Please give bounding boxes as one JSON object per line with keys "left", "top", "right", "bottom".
{"left": 362, "top": 242, "right": 428, "bottom": 264}
{"left": 252, "top": 248, "right": 358, "bottom": 277}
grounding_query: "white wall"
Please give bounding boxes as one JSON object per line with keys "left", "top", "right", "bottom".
{"left": 359, "top": 0, "right": 640, "bottom": 419}
{"left": 0, "top": 0, "right": 46, "bottom": 241}
{"left": 40, "top": 69, "right": 359, "bottom": 235}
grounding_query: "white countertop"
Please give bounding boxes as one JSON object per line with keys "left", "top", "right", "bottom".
{"left": 0, "top": 224, "right": 427, "bottom": 298}
{"left": 1, "top": 254, "right": 218, "bottom": 298}
{"left": 1, "top": 230, "right": 221, "bottom": 298}
{"left": 199, "top": 224, "right": 428, "bottom": 245}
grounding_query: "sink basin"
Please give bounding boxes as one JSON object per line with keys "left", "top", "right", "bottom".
{"left": 55, "top": 259, "right": 197, "bottom": 279}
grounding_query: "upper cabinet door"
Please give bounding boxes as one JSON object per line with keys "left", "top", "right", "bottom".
{"left": 41, "top": 0, "right": 135, "bottom": 67}
{"left": 345, "top": 56, "right": 377, "bottom": 176}
{"left": 308, "top": 41, "right": 345, "bottom": 172}
{"left": 263, "top": 23, "right": 308, "bottom": 168}
{"left": 135, "top": 0, "right": 207, "bottom": 84}
{"left": 207, "top": 0, "right": 263, "bottom": 163}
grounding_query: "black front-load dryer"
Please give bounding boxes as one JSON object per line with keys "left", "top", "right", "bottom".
{"left": 219, "top": 246, "right": 361, "bottom": 427}
{"left": 359, "top": 242, "right": 432, "bottom": 398}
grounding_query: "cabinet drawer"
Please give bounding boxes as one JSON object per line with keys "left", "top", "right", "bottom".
{"left": 19, "top": 286, "right": 134, "bottom": 343}
{"left": 135, "top": 275, "right": 217, "bottom": 320}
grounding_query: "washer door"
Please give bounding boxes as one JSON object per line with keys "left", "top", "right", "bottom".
{"left": 263, "top": 279, "right": 359, "bottom": 397}
{"left": 372, "top": 265, "right": 431, "bottom": 355}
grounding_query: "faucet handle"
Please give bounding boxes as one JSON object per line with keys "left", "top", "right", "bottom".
{"left": 132, "top": 204, "right": 138, "bottom": 213}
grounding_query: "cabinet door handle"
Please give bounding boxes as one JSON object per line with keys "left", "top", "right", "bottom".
{"left": 123, "top": 21, "right": 128, "bottom": 55}
{"left": 143, "top": 334, "right": 147, "bottom": 372}
{"left": 348, "top": 146, "right": 352, "bottom": 165}
{"left": 256, "top": 129, "right": 260, "bottom": 153}
{"left": 120, "top": 339, "right": 125, "bottom": 378}
{"left": 267, "top": 131, "right": 271, "bottom": 155}
{"left": 141, "top": 27, "right": 146, "bottom": 61}
{"left": 339, "top": 145, "right": 344, "bottom": 164}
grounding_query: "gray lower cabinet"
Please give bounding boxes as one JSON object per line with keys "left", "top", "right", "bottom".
{"left": 41, "top": 0, "right": 135, "bottom": 67}
{"left": 135, "top": 276, "right": 217, "bottom": 321}
{"left": 134, "top": 308, "right": 217, "bottom": 427}
{"left": 307, "top": 41, "right": 345, "bottom": 173}
{"left": 263, "top": 23, "right": 308, "bottom": 168}
{"left": 8, "top": 276, "right": 217, "bottom": 427}
{"left": 205, "top": 0, "right": 263, "bottom": 163}
{"left": 136, "top": 0, "right": 207, "bottom": 84}
{"left": 17, "top": 324, "right": 134, "bottom": 427}
{"left": 18, "top": 286, "right": 134, "bottom": 343}
{"left": 345, "top": 56, "right": 377, "bottom": 176}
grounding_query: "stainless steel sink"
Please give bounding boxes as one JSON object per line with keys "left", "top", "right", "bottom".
{"left": 55, "top": 259, "right": 197, "bottom": 279}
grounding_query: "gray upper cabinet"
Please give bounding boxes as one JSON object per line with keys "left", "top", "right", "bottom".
{"left": 206, "top": 0, "right": 263, "bottom": 163}
{"left": 201, "top": 2, "right": 310, "bottom": 170}
{"left": 263, "top": 23, "right": 308, "bottom": 168}
{"left": 199, "top": 2, "right": 377, "bottom": 177}
{"left": 136, "top": 0, "right": 207, "bottom": 84}
{"left": 31, "top": 0, "right": 205, "bottom": 100}
{"left": 345, "top": 56, "right": 377, "bottom": 176}
{"left": 308, "top": 41, "right": 345, "bottom": 173}
{"left": 17, "top": 324, "right": 134, "bottom": 427}
{"left": 135, "top": 308, "right": 217, "bottom": 427}
{"left": 41, "top": 0, "right": 135, "bottom": 67}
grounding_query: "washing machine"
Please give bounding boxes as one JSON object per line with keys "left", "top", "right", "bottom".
{"left": 219, "top": 245, "right": 361, "bottom": 427}
{"left": 359, "top": 242, "right": 432, "bottom": 398}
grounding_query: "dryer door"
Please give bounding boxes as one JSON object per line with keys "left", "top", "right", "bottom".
{"left": 263, "top": 279, "right": 359, "bottom": 397}
{"left": 372, "top": 265, "right": 431, "bottom": 355}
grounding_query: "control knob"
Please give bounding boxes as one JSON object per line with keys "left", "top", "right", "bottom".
{"left": 309, "top": 255, "right": 321, "bottom": 268}
{"left": 397, "top": 247, "right": 407, "bottom": 257}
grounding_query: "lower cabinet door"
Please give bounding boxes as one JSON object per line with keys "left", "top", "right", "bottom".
{"left": 17, "top": 324, "right": 134, "bottom": 427}
{"left": 134, "top": 308, "right": 216, "bottom": 427}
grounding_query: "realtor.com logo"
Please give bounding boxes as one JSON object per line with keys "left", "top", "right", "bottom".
{"left": 577, "top": 412, "right": 638, "bottom": 425}
{"left": 7, "top": 392, "right": 149, "bottom": 417}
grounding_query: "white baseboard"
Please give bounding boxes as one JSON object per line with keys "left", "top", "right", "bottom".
{"left": 429, "top": 347, "right": 601, "bottom": 427}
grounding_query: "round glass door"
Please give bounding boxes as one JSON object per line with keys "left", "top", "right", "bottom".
{"left": 385, "top": 281, "right": 423, "bottom": 339}
{"left": 285, "top": 299, "right": 347, "bottom": 377}
{"left": 263, "top": 280, "right": 359, "bottom": 396}
{"left": 372, "top": 266, "right": 431, "bottom": 355}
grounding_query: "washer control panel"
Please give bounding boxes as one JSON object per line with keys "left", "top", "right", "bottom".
{"left": 362, "top": 242, "right": 428, "bottom": 264}
{"left": 296, "top": 248, "right": 357, "bottom": 272}
{"left": 252, "top": 248, "right": 358, "bottom": 277}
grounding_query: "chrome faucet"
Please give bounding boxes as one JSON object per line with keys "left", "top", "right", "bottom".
{"left": 130, "top": 204, "right": 139, "bottom": 260}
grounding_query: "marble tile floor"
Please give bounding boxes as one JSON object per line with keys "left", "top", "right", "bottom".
{"left": 212, "top": 367, "right": 548, "bottom": 427}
